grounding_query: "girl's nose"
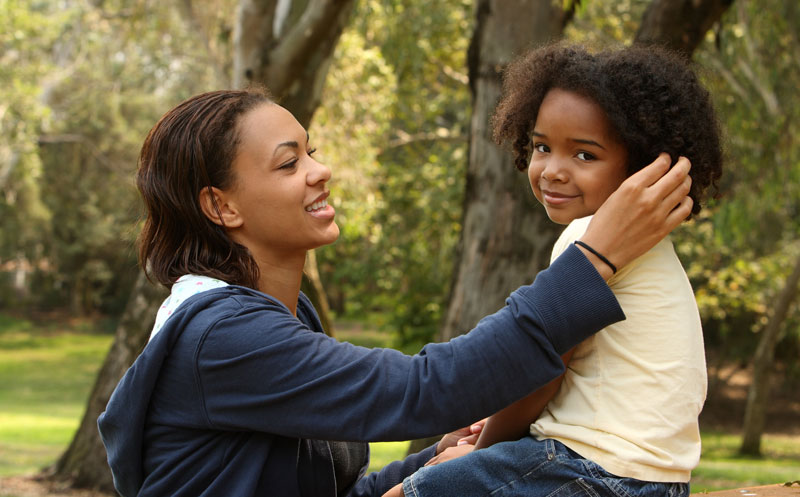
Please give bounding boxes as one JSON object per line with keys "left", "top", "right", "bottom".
{"left": 541, "top": 157, "right": 568, "bottom": 182}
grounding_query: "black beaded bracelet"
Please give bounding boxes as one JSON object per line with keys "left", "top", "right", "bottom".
{"left": 574, "top": 240, "right": 617, "bottom": 274}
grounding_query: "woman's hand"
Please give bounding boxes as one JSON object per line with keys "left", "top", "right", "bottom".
{"left": 580, "top": 154, "right": 693, "bottom": 279}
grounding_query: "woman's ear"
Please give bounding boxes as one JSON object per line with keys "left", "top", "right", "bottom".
{"left": 198, "top": 186, "right": 243, "bottom": 228}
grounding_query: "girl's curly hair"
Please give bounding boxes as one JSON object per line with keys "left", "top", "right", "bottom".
{"left": 493, "top": 42, "right": 722, "bottom": 216}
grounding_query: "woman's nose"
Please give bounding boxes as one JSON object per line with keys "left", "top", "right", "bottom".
{"left": 307, "top": 157, "right": 332, "bottom": 185}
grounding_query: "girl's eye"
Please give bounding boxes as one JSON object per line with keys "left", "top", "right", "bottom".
{"left": 534, "top": 143, "right": 549, "bottom": 153}
{"left": 577, "top": 151, "right": 596, "bottom": 161}
{"left": 307, "top": 147, "right": 317, "bottom": 156}
{"left": 279, "top": 159, "right": 298, "bottom": 170}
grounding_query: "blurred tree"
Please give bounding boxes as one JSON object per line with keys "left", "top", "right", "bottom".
{"left": 685, "top": 0, "right": 800, "bottom": 456}
{"left": 0, "top": 0, "right": 58, "bottom": 304}
{"left": 741, "top": 249, "right": 800, "bottom": 455}
{"left": 437, "top": 0, "right": 566, "bottom": 344}
{"left": 314, "top": 0, "right": 473, "bottom": 348}
{"left": 635, "top": 0, "right": 734, "bottom": 55}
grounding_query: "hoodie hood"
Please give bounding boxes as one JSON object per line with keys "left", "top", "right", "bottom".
{"left": 97, "top": 284, "right": 276, "bottom": 496}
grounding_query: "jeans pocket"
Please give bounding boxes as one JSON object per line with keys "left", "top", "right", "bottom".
{"left": 543, "top": 478, "right": 602, "bottom": 497}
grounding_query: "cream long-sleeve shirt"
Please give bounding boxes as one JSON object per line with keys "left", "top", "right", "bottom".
{"left": 531, "top": 216, "right": 707, "bottom": 483}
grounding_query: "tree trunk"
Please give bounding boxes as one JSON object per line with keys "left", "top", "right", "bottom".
{"left": 740, "top": 251, "right": 800, "bottom": 455}
{"left": 408, "top": 0, "right": 567, "bottom": 455}
{"left": 50, "top": 0, "right": 354, "bottom": 489}
{"left": 635, "top": 0, "right": 735, "bottom": 55}
{"left": 50, "top": 272, "right": 166, "bottom": 492}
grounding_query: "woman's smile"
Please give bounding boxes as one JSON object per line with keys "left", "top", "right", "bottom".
{"left": 305, "top": 192, "right": 335, "bottom": 219}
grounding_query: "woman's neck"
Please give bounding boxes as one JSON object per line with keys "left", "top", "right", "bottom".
{"left": 254, "top": 253, "right": 306, "bottom": 316}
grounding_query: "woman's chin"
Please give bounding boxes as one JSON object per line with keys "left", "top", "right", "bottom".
{"left": 315, "top": 224, "right": 341, "bottom": 248}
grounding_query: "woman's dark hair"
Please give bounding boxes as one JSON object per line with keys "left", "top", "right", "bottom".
{"left": 493, "top": 42, "right": 722, "bottom": 216}
{"left": 136, "top": 87, "right": 272, "bottom": 288}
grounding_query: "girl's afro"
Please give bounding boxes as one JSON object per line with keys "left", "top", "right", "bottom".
{"left": 493, "top": 42, "right": 722, "bottom": 216}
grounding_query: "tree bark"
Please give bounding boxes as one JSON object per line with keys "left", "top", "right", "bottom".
{"left": 740, "top": 251, "right": 800, "bottom": 455}
{"left": 233, "top": 0, "right": 356, "bottom": 125}
{"left": 51, "top": 0, "right": 354, "bottom": 489}
{"left": 408, "top": 0, "right": 567, "bottom": 455}
{"left": 635, "top": 0, "right": 735, "bottom": 55}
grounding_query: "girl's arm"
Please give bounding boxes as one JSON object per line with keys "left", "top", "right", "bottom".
{"left": 473, "top": 348, "right": 575, "bottom": 450}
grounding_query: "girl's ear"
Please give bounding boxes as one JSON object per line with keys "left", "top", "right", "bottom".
{"left": 198, "top": 186, "right": 243, "bottom": 228}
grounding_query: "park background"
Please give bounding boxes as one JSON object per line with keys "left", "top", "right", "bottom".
{"left": 1, "top": 0, "right": 799, "bottom": 495}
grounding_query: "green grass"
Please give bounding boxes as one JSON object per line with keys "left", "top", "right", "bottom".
{"left": 690, "top": 432, "right": 800, "bottom": 493}
{"left": 1, "top": 312, "right": 798, "bottom": 494}
{"left": 0, "top": 314, "right": 112, "bottom": 477}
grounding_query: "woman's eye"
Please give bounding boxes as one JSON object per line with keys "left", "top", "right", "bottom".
{"left": 307, "top": 147, "right": 317, "bottom": 156}
{"left": 577, "top": 151, "right": 596, "bottom": 161}
{"left": 279, "top": 159, "right": 298, "bottom": 170}
{"left": 534, "top": 143, "right": 549, "bottom": 153}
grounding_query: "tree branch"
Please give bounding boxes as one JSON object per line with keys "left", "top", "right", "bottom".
{"left": 268, "top": 0, "right": 351, "bottom": 94}
{"left": 232, "top": 0, "right": 278, "bottom": 88}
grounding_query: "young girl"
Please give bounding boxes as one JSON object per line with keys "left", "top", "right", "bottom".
{"left": 97, "top": 86, "right": 694, "bottom": 496}
{"left": 394, "top": 43, "right": 722, "bottom": 497}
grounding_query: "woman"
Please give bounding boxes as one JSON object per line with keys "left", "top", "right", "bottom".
{"left": 98, "top": 87, "right": 693, "bottom": 497}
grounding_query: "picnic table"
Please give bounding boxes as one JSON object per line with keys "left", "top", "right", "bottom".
{"left": 692, "top": 484, "right": 800, "bottom": 496}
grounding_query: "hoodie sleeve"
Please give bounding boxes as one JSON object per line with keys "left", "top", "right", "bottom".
{"left": 347, "top": 444, "right": 437, "bottom": 497}
{"left": 194, "top": 244, "right": 624, "bottom": 442}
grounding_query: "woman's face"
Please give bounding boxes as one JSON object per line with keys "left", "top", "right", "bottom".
{"left": 223, "top": 103, "right": 339, "bottom": 260}
{"left": 528, "top": 88, "right": 628, "bottom": 225}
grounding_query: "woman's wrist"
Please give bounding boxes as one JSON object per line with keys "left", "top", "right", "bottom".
{"left": 573, "top": 241, "right": 615, "bottom": 281}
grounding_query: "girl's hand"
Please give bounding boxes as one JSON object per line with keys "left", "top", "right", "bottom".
{"left": 424, "top": 443, "right": 475, "bottom": 467}
{"left": 580, "top": 154, "right": 693, "bottom": 279}
{"left": 436, "top": 419, "right": 485, "bottom": 454}
{"left": 380, "top": 422, "right": 486, "bottom": 497}
{"left": 381, "top": 483, "right": 404, "bottom": 497}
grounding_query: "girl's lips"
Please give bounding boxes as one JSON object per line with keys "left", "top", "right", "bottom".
{"left": 542, "top": 190, "right": 578, "bottom": 205}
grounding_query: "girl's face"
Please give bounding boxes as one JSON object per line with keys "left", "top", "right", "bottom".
{"left": 528, "top": 88, "right": 628, "bottom": 225}
{"left": 223, "top": 103, "right": 339, "bottom": 261}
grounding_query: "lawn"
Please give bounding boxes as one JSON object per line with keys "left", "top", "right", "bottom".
{"left": 1, "top": 313, "right": 798, "bottom": 493}
{"left": 0, "top": 314, "right": 113, "bottom": 477}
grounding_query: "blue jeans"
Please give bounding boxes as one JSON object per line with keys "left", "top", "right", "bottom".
{"left": 402, "top": 437, "right": 689, "bottom": 497}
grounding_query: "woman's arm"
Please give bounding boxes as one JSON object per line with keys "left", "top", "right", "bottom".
{"left": 473, "top": 349, "right": 575, "bottom": 450}
{"left": 192, "top": 155, "right": 692, "bottom": 442}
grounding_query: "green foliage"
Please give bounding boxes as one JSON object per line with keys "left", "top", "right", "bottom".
{"left": 694, "top": 0, "right": 800, "bottom": 253}
{"left": 315, "top": 0, "right": 472, "bottom": 346}
{"left": 681, "top": 0, "right": 800, "bottom": 365}
{"left": 565, "top": 0, "right": 646, "bottom": 45}
{"left": 0, "top": 0, "right": 60, "bottom": 262}
{"left": 0, "top": 0, "right": 231, "bottom": 314}
{"left": 675, "top": 218, "right": 800, "bottom": 363}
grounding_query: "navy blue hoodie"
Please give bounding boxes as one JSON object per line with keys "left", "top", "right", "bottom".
{"left": 98, "top": 245, "right": 624, "bottom": 496}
